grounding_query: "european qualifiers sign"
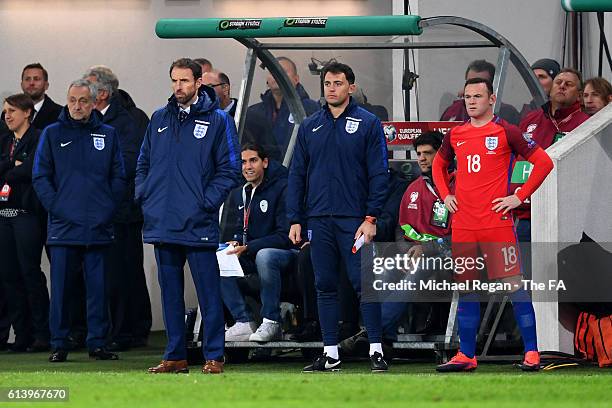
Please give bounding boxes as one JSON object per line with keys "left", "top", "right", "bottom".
{"left": 283, "top": 18, "right": 328, "bottom": 28}
{"left": 383, "top": 121, "right": 460, "bottom": 146}
{"left": 218, "top": 19, "right": 262, "bottom": 31}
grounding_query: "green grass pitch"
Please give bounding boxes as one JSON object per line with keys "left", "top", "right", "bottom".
{"left": 1, "top": 333, "right": 611, "bottom": 408}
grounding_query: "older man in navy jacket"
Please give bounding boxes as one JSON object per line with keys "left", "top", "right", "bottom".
{"left": 137, "top": 58, "right": 240, "bottom": 375}
{"left": 287, "top": 62, "right": 389, "bottom": 373}
{"left": 33, "top": 79, "right": 126, "bottom": 363}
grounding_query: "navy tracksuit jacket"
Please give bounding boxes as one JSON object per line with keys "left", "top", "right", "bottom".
{"left": 287, "top": 97, "right": 389, "bottom": 346}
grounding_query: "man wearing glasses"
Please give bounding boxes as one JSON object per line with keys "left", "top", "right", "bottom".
{"left": 203, "top": 70, "right": 237, "bottom": 117}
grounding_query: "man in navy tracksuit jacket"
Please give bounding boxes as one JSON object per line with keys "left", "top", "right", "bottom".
{"left": 287, "top": 62, "right": 389, "bottom": 372}
{"left": 137, "top": 59, "right": 240, "bottom": 374}
{"left": 33, "top": 79, "right": 126, "bottom": 362}
{"left": 222, "top": 145, "right": 295, "bottom": 342}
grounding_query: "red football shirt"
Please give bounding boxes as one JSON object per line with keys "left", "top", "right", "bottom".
{"left": 437, "top": 117, "right": 538, "bottom": 230}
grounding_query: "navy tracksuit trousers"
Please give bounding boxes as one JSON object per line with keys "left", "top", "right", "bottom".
{"left": 308, "top": 216, "right": 382, "bottom": 346}
{"left": 154, "top": 245, "right": 224, "bottom": 361}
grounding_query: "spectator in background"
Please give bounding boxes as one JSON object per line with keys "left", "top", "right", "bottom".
{"left": 513, "top": 68, "right": 589, "bottom": 243}
{"left": 244, "top": 56, "right": 319, "bottom": 162}
{"left": 223, "top": 143, "right": 296, "bottom": 342}
{"left": 85, "top": 67, "right": 151, "bottom": 351}
{"left": 194, "top": 58, "right": 213, "bottom": 76}
{"left": 0, "top": 94, "right": 49, "bottom": 352}
{"left": 441, "top": 59, "right": 521, "bottom": 125}
{"left": 583, "top": 77, "right": 612, "bottom": 116}
{"left": 33, "top": 79, "right": 126, "bottom": 363}
{"left": 351, "top": 85, "right": 389, "bottom": 121}
{"left": 520, "top": 58, "right": 561, "bottom": 119}
{"left": 19, "top": 63, "right": 62, "bottom": 130}
{"left": 203, "top": 70, "right": 238, "bottom": 117}
{"left": 87, "top": 65, "right": 150, "bottom": 144}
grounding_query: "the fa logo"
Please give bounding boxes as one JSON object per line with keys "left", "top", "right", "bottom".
{"left": 345, "top": 119, "right": 360, "bottom": 134}
{"left": 485, "top": 136, "right": 498, "bottom": 150}
{"left": 93, "top": 137, "right": 105, "bottom": 151}
{"left": 193, "top": 124, "right": 208, "bottom": 139}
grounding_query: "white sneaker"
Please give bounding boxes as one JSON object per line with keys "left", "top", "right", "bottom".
{"left": 225, "top": 321, "right": 256, "bottom": 341}
{"left": 249, "top": 320, "right": 282, "bottom": 342}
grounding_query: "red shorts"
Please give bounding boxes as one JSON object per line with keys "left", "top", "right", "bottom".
{"left": 451, "top": 227, "right": 522, "bottom": 282}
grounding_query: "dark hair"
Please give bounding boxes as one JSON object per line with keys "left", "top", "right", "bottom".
{"left": 465, "top": 59, "right": 496, "bottom": 81}
{"left": 558, "top": 67, "right": 583, "bottom": 90}
{"left": 322, "top": 62, "right": 355, "bottom": 84}
{"left": 241, "top": 142, "right": 268, "bottom": 160}
{"left": 464, "top": 77, "right": 494, "bottom": 95}
{"left": 21, "top": 62, "right": 48, "bottom": 81}
{"left": 219, "top": 72, "right": 231, "bottom": 86}
{"left": 169, "top": 58, "right": 202, "bottom": 81}
{"left": 4, "top": 93, "right": 35, "bottom": 117}
{"left": 193, "top": 58, "right": 212, "bottom": 69}
{"left": 414, "top": 131, "right": 443, "bottom": 151}
{"left": 276, "top": 56, "right": 297, "bottom": 76}
{"left": 584, "top": 77, "right": 612, "bottom": 100}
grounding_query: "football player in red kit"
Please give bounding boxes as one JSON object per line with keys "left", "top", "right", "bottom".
{"left": 432, "top": 77, "right": 553, "bottom": 372}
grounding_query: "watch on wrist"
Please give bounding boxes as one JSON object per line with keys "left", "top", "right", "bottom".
{"left": 365, "top": 216, "right": 377, "bottom": 225}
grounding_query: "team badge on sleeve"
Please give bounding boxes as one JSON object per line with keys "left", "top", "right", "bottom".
{"left": 345, "top": 118, "right": 361, "bottom": 134}
{"left": 485, "top": 136, "right": 498, "bottom": 150}
{"left": 93, "top": 137, "right": 105, "bottom": 151}
{"left": 194, "top": 123, "right": 209, "bottom": 139}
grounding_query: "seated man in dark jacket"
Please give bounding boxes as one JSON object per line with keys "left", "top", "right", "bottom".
{"left": 223, "top": 143, "right": 296, "bottom": 342}
{"left": 33, "top": 79, "right": 126, "bottom": 363}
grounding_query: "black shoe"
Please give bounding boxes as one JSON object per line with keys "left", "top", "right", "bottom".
{"left": 89, "top": 348, "right": 119, "bottom": 360}
{"left": 302, "top": 353, "right": 341, "bottom": 372}
{"left": 289, "top": 321, "right": 322, "bottom": 342}
{"left": 107, "top": 341, "right": 131, "bottom": 352}
{"left": 339, "top": 329, "right": 369, "bottom": 357}
{"left": 370, "top": 351, "right": 388, "bottom": 373}
{"left": 27, "top": 339, "right": 50, "bottom": 353}
{"left": 49, "top": 350, "right": 68, "bottom": 363}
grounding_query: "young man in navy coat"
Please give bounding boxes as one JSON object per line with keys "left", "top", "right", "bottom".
{"left": 287, "top": 62, "right": 389, "bottom": 372}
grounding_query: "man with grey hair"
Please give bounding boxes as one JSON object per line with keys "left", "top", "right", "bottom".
{"left": 85, "top": 67, "right": 151, "bottom": 351}
{"left": 86, "top": 65, "right": 149, "bottom": 144}
{"left": 33, "top": 79, "right": 126, "bottom": 363}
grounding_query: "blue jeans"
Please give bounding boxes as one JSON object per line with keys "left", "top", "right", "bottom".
{"left": 221, "top": 248, "right": 297, "bottom": 323}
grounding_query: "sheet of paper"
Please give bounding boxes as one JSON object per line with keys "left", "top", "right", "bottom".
{"left": 216, "top": 245, "right": 244, "bottom": 277}
{"left": 352, "top": 234, "right": 365, "bottom": 254}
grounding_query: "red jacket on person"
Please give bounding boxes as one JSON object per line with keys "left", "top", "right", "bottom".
{"left": 511, "top": 100, "right": 589, "bottom": 219}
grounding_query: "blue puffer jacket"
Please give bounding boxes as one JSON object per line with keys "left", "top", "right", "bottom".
{"left": 135, "top": 85, "right": 241, "bottom": 247}
{"left": 287, "top": 97, "right": 389, "bottom": 224}
{"left": 226, "top": 160, "right": 292, "bottom": 255}
{"left": 32, "top": 108, "right": 126, "bottom": 245}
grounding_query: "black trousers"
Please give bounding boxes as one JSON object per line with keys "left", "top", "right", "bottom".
{"left": 106, "top": 222, "right": 151, "bottom": 344}
{"left": 0, "top": 213, "right": 50, "bottom": 344}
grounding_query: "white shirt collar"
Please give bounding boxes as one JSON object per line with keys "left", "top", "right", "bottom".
{"left": 33, "top": 98, "right": 44, "bottom": 113}
{"left": 99, "top": 104, "right": 110, "bottom": 116}
{"left": 179, "top": 95, "right": 198, "bottom": 114}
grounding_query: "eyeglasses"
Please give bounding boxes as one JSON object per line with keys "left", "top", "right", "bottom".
{"left": 206, "top": 83, "right": 227, "bottom": 88}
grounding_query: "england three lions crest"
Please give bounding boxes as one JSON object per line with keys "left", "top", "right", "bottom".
{"left": 194, "top": 121, "right": 209, "bottom": 139}
{"left": 93, "top": 137, "right": 105, "bottom": 151}
{"left": 485, "top": 136, "right": 498, "bottom": 151}
{"left": 345, "top": 117, "right": 362, "bottom": 134}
